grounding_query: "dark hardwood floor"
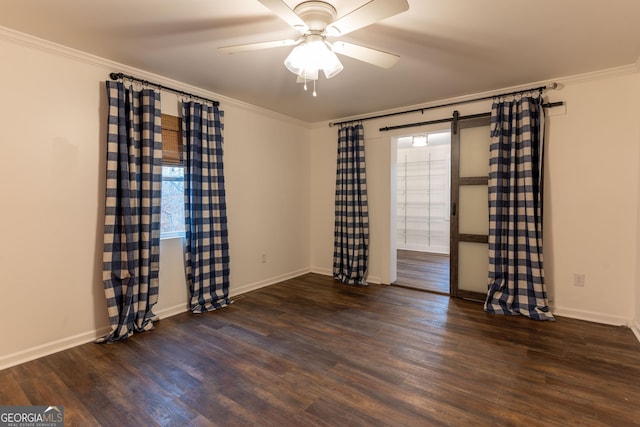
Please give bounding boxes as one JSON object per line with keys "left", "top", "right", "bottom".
{"left": 1, "top": 273, "right": 639, "bottom": 426}
{"left": 395, "top": 250, "right": 449, "bottom": 294}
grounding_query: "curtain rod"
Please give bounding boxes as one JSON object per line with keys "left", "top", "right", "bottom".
{"left": 379, "top": 101, "right": 564, "bottom": 132}
{"left": 109, "top": 72, "right": 220, "bottom": 106}
{"left": 328, "top": 83, "right": 558, "bottom": 128}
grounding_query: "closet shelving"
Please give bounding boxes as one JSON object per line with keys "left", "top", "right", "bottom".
{"left": 397, "top": 144, "right": 450, "bottom": 254}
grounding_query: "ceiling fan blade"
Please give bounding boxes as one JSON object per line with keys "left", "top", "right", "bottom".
{"left": 327, "top": 0, "right": 409, "bottom": 36}
{"left": 332, "top": 41, "right": 399, "bottom": 68}
{"left": 256, "top": 0, "right": 308, "bottom": 32}
{"left": 218, "top": 39, "right": 299, "bottom": 54}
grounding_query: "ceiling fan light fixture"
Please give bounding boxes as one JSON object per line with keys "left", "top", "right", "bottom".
{"left": 284, "top": 42, "right": 312, "bottom": 76}
{"left": 321, "top": 48, "right": 343, "bottom": 79}
{"left": 297, "top": 67, "right": 319, "bottom": 81}
{"left": 284, "top": 35, "right": 343, "bottom": 81}
{"left": 412, "top": 135, "right": 428, "bottom": 147}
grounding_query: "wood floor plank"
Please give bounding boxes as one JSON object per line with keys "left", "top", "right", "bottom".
{"left": 0, "top": 369, "right": 31, "bottom": 405}
{"left": 1, "top": 273, "right": 639, "bottom": 426}
{"left": 395, "top": 250, "right": 449, "bottom": 293}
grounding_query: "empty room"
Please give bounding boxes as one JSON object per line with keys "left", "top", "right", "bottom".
{"left": 1, "top": 1, "right": 639, "bottom": 425}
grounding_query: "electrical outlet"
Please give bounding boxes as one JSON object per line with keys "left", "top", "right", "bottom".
{"left": 573, "top": 273, "right": 586, "bottom": 287}
{"left": 261, "top": 253, "right": 267, "bottom": 263}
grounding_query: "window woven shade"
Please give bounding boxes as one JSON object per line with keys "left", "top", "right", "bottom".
{"left": 162, "top": 114, "right": 182, "bottom": 165}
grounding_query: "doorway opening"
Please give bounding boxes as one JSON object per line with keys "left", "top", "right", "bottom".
{"left": 392, "top": 130, "right": 451, "bottom": 294}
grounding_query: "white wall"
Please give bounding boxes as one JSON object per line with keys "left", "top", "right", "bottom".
{"left": 0, "top": 28, "right": 310, "bottom": 369}
{"left": 309, "top": 124, "right": 337, "bottom": 277}
{"left": 544, "top": 71, "right": 640, "bottom": 325}
{"left": 223, "top": 103, "right": 311, "bottom": 293}
{"left": 310, "top": 68, "right": 640, "bottom": 328}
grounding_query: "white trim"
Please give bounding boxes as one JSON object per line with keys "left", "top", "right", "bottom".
{"left": 155, "top": 303, "right": 189, "bottom": 319}
{"left": 0, "top": 305, "right": 194, "bottom": 370}
{"left": 313, "top": 63, "right": 640, "bottom": 127}
{"left": 366, "top": 275, "right": 383, "bottom": 285}
{"left": 2, "top": 24, "right": 637, "bottom": 131}
{"left": 0, "top": 268, "right": 313, "bottom": 371}
{"left": 0, "top": 25, "right": 310, "bottom": 129}
{"left": 631, "top": 319, "right": 640, "bottom": 344}
{"left": 4, "top": 280, "right": 634, "bottom": 371}
{"left": 310, "top": 266, "right": 332, "bottom": 277}
{"left": 555, "top": 63, "right": 640, "bottom": 86}
{"left": 229, "top": 268, "right": 312, "bottom": 297}
{"left": 156, "top": 268, "right": 315, "bottom": 318}
{"left": 0, "top": 327, "right": 112, "bottom": 371}
{"left": 309, "top": 267, "right": 385, "bottom": 285}
{"left": 551, "top": 305, "right": 630, "bottom": 327}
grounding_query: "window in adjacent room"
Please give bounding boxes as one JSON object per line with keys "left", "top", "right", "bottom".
{"left": 160, "top": 114, "right": 185, "bottom": 238}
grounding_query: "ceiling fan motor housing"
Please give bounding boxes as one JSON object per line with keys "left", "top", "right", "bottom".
{"left": 294, "top": 1, "right": 337, "bottom": 32}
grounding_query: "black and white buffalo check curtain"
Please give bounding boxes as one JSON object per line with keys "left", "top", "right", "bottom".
{"left": 484, "top": 95, "right": 554, "bottom": 320}
{"left": 182, "top": 100, "right": 231, "bottom": 313}
{"left": 99, "top": 81, "right": 162, "bottom": 343}
{"left": 333, "top": 124, "right": 369, "bottom": 285}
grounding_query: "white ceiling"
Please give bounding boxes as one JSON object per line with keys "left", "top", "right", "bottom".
{"left": 1, "top": 0, "right": 639, "bottom": 123}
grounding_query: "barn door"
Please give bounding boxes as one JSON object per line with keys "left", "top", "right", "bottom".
{"left": 450, "top": 112, "right": 491, "bottom": 301}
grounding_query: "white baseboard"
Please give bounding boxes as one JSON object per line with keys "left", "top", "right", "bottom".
{"left": 155, "top": 303, "right": 189, "bottom": 319}
{"left": 366, "top": 275, "right": 383, "bottom": 285}
{"left": 551, "top": 305, "right": 630, "bottom": 327}
{"left": 230, "top": 267, "right": 312, "bottom": 298}
{"left": 13, "top": 273, "right": 633, "bottom": 372}
{"left": 0, "top": 268, "right": 313, "bottom": 371}
{"left": 156, "top": 269, "right": 314, "bottom": 316}
{"left": 631, "top": 319, "right": 640, "bottom": 344}
{"left": 0, "top": 327, "right": 112, "bottom": 371}
{"left": 158, "top": 297, "right": 640, "bottom": 347}
{"left": 309, "top": 267, "right": 385, "bottom": 285}
{"left": 0, "top": 304, "right": 191, "bottom": 370}
{"left": 310, "top": 266, "right": 332, "bottom": 277}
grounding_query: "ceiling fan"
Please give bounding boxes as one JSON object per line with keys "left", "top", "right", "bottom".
{"left": 218, "top": 0, "right": 409, "bottom": 90}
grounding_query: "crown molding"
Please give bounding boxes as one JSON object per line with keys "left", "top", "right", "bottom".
{"left": 0, "top": 25, "right": 310, "bottom": 128}
{"left": 554, "top": 63, "right": 639, "bottom": 86}
{"left": 315, "top": 63, "right": 640, "bottom": 128}
{"left": 2, "top": 24, "right": 636, "bottom": 130}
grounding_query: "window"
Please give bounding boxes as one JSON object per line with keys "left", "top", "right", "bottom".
{"left": 160, "top": 114, "right": 185, "bottom": 238}
{"left": 161, "top": 166, "right": 185, "bottom": 237}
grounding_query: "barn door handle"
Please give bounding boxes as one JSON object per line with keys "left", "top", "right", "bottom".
{"left": 451, "top": 202, "right": 457, "bottom": 216}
